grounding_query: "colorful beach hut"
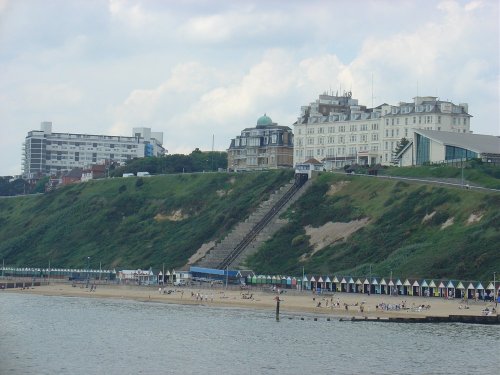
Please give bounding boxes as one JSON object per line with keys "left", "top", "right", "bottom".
{"left": 323, "top": 276, "right": 331, "bottom": 291}
{"left": 420, "top": 280, "right": 429, "bottom": 297}
{"left": 347, "top": 277, "right": 355, "bottom": 293}
{"left": 363, "top": 278, "right": 370, "bottom": 294}
{"left": 428, "top": 280, "right": 438, "bottom": 297}
{"left": 475, "top": 282, "right": 484, "bottom": 300}
{"left": 340, "top": 277, "right": 348, "bottom": 293}
{"left": 456, "top": 282, "right": 465, "bottom": 299}
{"left": 403, "top": 279, "right": 411, "bottom": 295}
{"left": 372, "top": 278, "right": 380, "bottom": 294}
{"left": 446, "top": 281, "right": 456, "bottom": 298}
{"left": 380, "top": 278, "right": 387, "bottom": 295}
{"left": 412, "top": 280, "right": 420, "bottom": 296}
{"left": 466, "top": 282, "right": 476, "bottom": 299}
{"left": 303, "top": 276, "right": 310, "bottom": 290}
{"left": 355, "top": 278, "right": 363, "bottom": 293}
{"left": 388, "top": 279, "right": 395, "bottom": 295}
{"left": 332, "top": 276, "right": 340, "bottom": 292}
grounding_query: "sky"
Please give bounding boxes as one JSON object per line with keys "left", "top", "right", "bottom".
{"left": 0, "top": 0, "right": 498, "bottom": 176}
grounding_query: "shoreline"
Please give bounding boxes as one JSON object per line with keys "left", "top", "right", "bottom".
{"left": 3, "top": 283, "right": 498, "bottom": 322}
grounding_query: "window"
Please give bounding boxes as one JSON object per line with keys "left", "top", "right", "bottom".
{"left": 328, "top": 126, "right": 334, "bottom": 133}
{"left": 405, "top": 118, "right": 408, "bottom": 125}
{"left": 413, "top": 117, "right": 416, "bottom": 124}
{"left": 371, "top": 134, "right": 378, "bottom": 141}
{"left": 307, "top": 138, "right": 314, "bottom": 145}
{"left": 339, "top": 126, "right": 345, "bottom": 132}
{"left": 438, "top": 116, "right": 441, "bottom": 124}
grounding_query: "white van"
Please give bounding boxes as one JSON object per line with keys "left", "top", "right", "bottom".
{"left": 137, "top": 172, "right": 151, "bottom": 177}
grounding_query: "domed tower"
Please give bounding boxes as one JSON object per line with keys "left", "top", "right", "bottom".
{"left": 256, "top": 114, "right": 273, "bottom": 127}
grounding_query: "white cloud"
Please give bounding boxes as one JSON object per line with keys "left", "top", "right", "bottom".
{"left": 0, "top": 0, "right": 498, "bottom": 174}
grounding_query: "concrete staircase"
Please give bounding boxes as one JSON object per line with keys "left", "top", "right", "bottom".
{"left": 196, "top": 176, "right": 311, "bottom": 269}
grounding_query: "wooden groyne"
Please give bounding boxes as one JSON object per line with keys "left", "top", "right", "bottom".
{"left": 340, "top": 314, "right": 500, "bottom": 325}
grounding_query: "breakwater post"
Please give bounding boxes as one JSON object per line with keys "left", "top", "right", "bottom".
{"left": 275, "top": 295, "right": 280, "bottom": 322}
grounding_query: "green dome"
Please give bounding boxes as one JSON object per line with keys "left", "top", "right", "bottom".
{"left": 256, "top": 114, "right": 273, "bottom": 126}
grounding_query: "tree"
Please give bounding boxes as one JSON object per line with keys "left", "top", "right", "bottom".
{"left": 392, "top": 138, "right": 410, "bottom": 164}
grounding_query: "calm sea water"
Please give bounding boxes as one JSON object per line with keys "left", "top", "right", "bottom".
{"left": 1, "top": 293, "right": 499, "bottom": 375}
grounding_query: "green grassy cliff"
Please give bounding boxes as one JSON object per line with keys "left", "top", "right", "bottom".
{"left": 245, "top": 172, "right": 500, "bottom": 281}
{"left": 0, "top": 170, "right": 293, "bottom": 270}
{"left": 0, "top": 167, "right": 498, "bottom": 281}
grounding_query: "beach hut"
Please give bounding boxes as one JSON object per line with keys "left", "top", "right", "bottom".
{"left": 355, "top": 278, "right": 363, "bottom": 293}
{"left": 317, "top": 276, "right": 324, "bottom": 293}
{"left": 339, "top": 277, "right": 347, "bottom": 292}
{"left": 411, "top": 280, "right": 420, "bottom": 296}
{"left": 322, "top": 276, "right": 330, "bottom": 292}
{"left": 348, "top": 277, "right": 355, "bottom": 293}
{"left": 438, "top": 281, "right": 446, "bottom": 297}
{"left": 403, "top": 279, "right": 411, "bottom": 295}
{"left": 420, "top": 280, "right": 429, "bottom": 297}
{"left": 303, "top": 276, "right": 310, "bottom": 290}
{"left": 380, "top": 278, "right": 387, "bottom": 295}
{"left": 296, "top": 277, "right": 302, "bottom": 290}
{"left": 388, "top": 279, "right": 395, "bottom": 295}
{"left": 286, "top": 277, "right": 292, "bottom": 289}
{"left": 371, "top": 278, "right": 380, "bottom": 294}
{"left": 466, "top": 282, "right": 476, "bottom": 299}
{"left": 475, "top": 282, "right": 484, "bottom": 300}
{"left": 395, "top": 279, "right": 402, "bottom": 295}
{"left": 363, "top": 278, "right": 370, "bottom": 294}
{"left": 428, "top": 280, "right": 437, "bottom": 297}
{"left": 446, "top": 281, "right": 456, "bottom": 298}
{"left": 331, "top": 276, "right": 340, "bottom": 292}
{"left": 456, "top": 282, "right": 465, "bottom": 299}
{"left": 309, "top": 276, "right": 317, "bottom": 291}
{"left": 485, "top": 283, "right": 495, "bottom": 301}
{"left": 291, "top": 277, "right": 296, "bottom": 289}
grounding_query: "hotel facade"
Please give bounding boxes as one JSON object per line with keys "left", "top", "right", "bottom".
{"left": 227, "top": 114, "right": 294, "bottom": 171}
{"left": 23, "top": 122, "right": 165, "bottom": 178}
{"left": 293, "top": 92, "right": 471, "bottom": 169}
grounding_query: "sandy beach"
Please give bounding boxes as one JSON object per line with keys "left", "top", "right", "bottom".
{"left": 4, "top": 282, "right": 497, "bottom": 320}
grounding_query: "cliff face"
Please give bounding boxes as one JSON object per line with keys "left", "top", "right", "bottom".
{"left": 0, "top": 170, "right": 293, "bottom": 270}
{"left": 0, "top": 168, "right": 498, "bottom": 281}
{"left": 244, "top": 173, "right": 500, "bottom": 281}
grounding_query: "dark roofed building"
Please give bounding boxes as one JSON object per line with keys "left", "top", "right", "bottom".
{"left": 227, "top": 114, "right": 294, "bottom": 171}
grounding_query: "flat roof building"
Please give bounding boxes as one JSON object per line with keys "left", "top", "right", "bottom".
{"left": 22, "top": 122, "right": 165, "bottom": 178}
{"left": 397, "top": 129, "right": 500, "bottom": 166}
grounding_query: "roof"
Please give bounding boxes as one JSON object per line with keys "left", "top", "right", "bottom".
{"left": 415, "top": 129, "right": 500, "bottom": 155}
{"left": 189, "top": 266, "right": 238, "bottom": 277}
{"left": 256, "top": 114, "right": 273, "bottom": 127}
{"left": 303, "top": 158, "right": 322, "bottom": 164}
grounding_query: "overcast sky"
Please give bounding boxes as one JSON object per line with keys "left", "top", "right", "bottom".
{"left": 0, "top": 0, "right": 498, "bottom": 176}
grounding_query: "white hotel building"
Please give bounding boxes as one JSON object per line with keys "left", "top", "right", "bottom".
{"left": 23, "top": 122, "right": 165, "bottom": 178}
{"left": 293, "top": 92, "right": 471, "bottom": 168}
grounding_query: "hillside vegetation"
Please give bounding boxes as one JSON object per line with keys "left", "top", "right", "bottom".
{"left": 1, "top": 166, "right": 499, "bottom": 281}
{"left": 0, "top": 170, "right": 293, "bottom": 270}
{"left": 245, "top": 172, "right": 500, "bottom": 281}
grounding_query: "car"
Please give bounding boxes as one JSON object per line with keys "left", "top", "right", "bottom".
{"left": 173, "top": 280, "right": 186, "bottom": 286}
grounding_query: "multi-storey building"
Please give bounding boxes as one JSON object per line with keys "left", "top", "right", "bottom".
{"left": 23, "top": 122, "right": 165, "bottom": 178}
{"left": 227, "top": 114, "right": 294, "bottom": 171}
{"left": 293, "top": 92, "right": 471, "bottom": 168}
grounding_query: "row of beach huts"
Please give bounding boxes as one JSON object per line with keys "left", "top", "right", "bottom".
{"left": 1, "top": 266, "right": 498, "bottom": 300}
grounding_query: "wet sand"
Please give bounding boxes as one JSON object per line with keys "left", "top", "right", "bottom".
{"left": 4, "top": 283, "right": 497, "bottom": 319}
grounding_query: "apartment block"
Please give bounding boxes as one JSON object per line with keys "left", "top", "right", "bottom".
{"left": 23, "top": 122, "right": 165, "bottom": 178}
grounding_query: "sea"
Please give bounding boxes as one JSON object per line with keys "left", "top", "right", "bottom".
{"left": 1, "top": 293, "right": 499, "bottom": 375}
